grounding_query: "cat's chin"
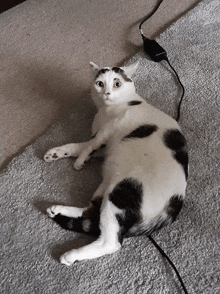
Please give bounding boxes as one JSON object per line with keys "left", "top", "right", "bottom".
{"left": 103, "top": 99, "right": 113, "bottom": 106}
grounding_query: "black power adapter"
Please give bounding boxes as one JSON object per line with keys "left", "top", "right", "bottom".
{"left": 141, "top": 33, "right": 185, "bottom": 122}
{"left": 139, "top": 0, "right": 185, "bottom": 122}
{"left": 142, "top": 36, "right": 167, "bottom": 62}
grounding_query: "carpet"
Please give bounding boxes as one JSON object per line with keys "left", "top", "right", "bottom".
{"left": 1, "top": 0, "right": 219, "bottom": 293}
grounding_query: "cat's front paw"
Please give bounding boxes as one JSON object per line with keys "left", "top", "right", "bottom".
{"left": 74, "top": 158, "right": 85, "bottom": 170}
{"left": 60, "top": 251, "right": 77, "bottom": 266}
{"left": 44, "top": 147, "right": 70, "bottom": 162}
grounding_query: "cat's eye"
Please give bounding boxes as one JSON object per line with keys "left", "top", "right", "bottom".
{"left": 113, "top": 81, "right": 122, "bottom": 88}
{"left": 96, "top": 81, "right": 104, "bottom": 88}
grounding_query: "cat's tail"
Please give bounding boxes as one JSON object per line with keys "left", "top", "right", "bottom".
{"left": 127, "top": 194, "right": 184, "bottom": 237}
{"left": 52, "top": 213, "right": 101, "bottom": 235}
{"left": 49, "top": 198, "right": 103, "bottom": 236}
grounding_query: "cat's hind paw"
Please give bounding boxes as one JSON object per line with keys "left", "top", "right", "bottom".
{"left": 44, "top": 147, "right": 70, "bottom": 162}
{"left": 47, "top": 205, "right": 60, "bottom": 218}
{"left": 60, "top": 251, "right": 77, "bottom": 266}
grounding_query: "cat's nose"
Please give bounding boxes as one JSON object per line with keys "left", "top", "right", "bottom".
{"left": 104, "top": 93, "right": 110, "bottom": 100}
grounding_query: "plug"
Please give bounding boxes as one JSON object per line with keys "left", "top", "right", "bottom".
{"left": 142, "top": 36, "right": 167, "bottom": 62}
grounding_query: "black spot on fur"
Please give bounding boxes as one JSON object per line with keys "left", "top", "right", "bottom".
{"left": 89, "top": 149, "right": 97, "bottom": 156}
{"left": 52, "top": 153, "right": 58, "bottom": 159}
{"left": 96, "top": 66, "right": 132, "bottom": 82}
{"left": 112, "top": 67, "right": 132, "bottom": 82}
{"left": 109, "top": 178, "right": 143, "bottom": 244}
{"left": 96, "top": 68, "right": 110, "bottom": 78}
{"left": 167, "top": 194, "right": 184, "bottom": 222}
{"left": 116, "top": 213, "right": 140, "bottom": 244}
{"left": 128, "top": 100, "right": 142, "bottom": 106}
{"left": 112, "top": 67, "right": 121, "bottom": 73}
{"left": 89, "top": 144, "right": 106, "bottom": 156}
{"left": 164, "top": 129, "right": 188, "bottom": 179}
{"left": 53, "top": 214, "right": 83, "bottom": 231}
{"left": 109, "top": 178, "right": 142, "bottom": 209}
{"left": 91, "top": 196, "right": 103, "bottom": 207}
{"left": 123, "top": 124, "right": 158, "bottom": 140}
{"left": 164, "top": 129, "right": 186, "bottom": 150}
{"left": 175, "top": 150, "right": 188, "bottom": 179}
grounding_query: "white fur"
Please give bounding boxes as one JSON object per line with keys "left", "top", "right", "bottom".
{"left": 45, "top": 62, "right": 187, "bottom": 265}
{"left": 47, "top": 206, "right": 83, "bottom": 218}
{"left": 60, "top": 200, "right": 122, "bottom": 265}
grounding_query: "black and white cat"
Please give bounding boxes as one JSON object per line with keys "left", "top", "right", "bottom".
{"left": 44, "top": 61, "right": 188, "bottom": 266}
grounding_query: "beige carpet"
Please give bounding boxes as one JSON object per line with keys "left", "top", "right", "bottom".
{"left": 0, "top": 0, "right": 201, "bottom": 171}
{"left": 1, "top": 1, "right": 220, "bottom": 293}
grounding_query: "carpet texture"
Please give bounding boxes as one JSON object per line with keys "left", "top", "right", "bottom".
{"left": 1, "top": 0, "right": 200, "bottom": 169}
{"left": 1, "top": 0, "right": 219, "bottom": 293}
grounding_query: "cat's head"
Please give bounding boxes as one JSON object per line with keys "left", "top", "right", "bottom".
{"left": 90, "top": 61, "right": 138, "bottom": 108}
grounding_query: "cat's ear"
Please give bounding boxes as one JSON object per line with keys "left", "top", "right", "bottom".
{"left": 121, "top": 61, "right": 139, "bottom": 78}
{"left": 90, "top": 62, "right": 99, "bottom": 76}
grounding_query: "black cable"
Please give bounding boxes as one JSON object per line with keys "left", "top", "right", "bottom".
{"left": 139, "top": 2, "right": 188, "bottom": 293}
{"left": 164, "top": 58, "right": 185, "bottom": 122}
{"left": 139, "top": 0, "right": 164, "bottom": 37}
{"left": 148, "top": 235, "right": 189, "bottom": 294}
{"left": 139, "top": 0, "right": 185, "bottom": 121}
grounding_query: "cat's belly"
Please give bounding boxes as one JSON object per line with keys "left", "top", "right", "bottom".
{"left": 103, "top": 136, "right": 186, "bottom": 203}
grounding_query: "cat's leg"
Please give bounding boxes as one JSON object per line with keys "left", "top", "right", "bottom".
{"left": 44, "top": 142, "right": 106, "bottom": 163}
{"left": 44, "top": 142, "right": 90, "bottom": 162}
{"left": 74, "top": 135, "right": 108, "bottom": 170}
{"left": 59, "top": 199, "right": 123, "bottom": 265}
{"left": 47, "top": 205, "right": 83, "bottom": 218}
{"left": 59, "top": 178, "right": 143, "bottom": 265}
{"left": 88, "top": 144, "right": 106, "bottom": 158}
{"left": 91, "top": 182, "right": 107, "bottom": 201}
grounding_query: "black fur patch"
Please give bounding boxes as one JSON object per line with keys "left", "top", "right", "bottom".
{"left": 96, "top": 68, "right": 110, "bottom": 78}
{"left": 112, "top": 67, "right": 121, "bottom": 73}
{"left": 89, "top": 149, "right": 97, "bottom": 156}
{"left": 112, "top": 67, "right": 132, "bottom": 82}
{"left": 128, "top": 100, "right": 142, "bottom": 106}
{"left": 175, "top": 150, "right": 188, "bottom": 179}
{"left": 123, "top": 124, "right": 158, "bottom": 140}
{"left": 53, "top": 214, "right": 83, "bottom": 232}
{"left": 167, "top": 194, "right": 184, "bottom": 222}
{"left": 109, "top": 178, "right": 143, "bottom": 244}
{"left": 164, "top": 129, "right": 186, "bottom": 150}
{"left": 163, "top": 129, "right": 188, "bottom": 179}
{"left": 81, "top": 197, "right": 102, "bottom": 235}
{"left": 89, "top": 144, "right": 106, "bottom": 156}
{"left": 91, "top": 196, "right": 103, "bottom": 207}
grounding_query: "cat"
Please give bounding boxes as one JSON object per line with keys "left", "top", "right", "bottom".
{"left": 44, "top": 61, "right": 188, "bottom": 266}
